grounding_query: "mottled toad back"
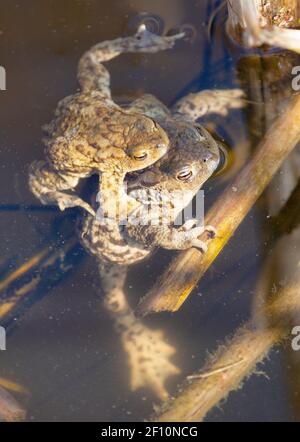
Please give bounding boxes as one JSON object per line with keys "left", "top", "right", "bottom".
{"left": 29, "top": 26, "right": 187, "bottom": 218}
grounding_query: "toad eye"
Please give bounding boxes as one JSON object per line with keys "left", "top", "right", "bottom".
{"left": 176, "top": 167, "right": 193, "bottom": 181}
{"left": 133, "top": 151, "right": 148, "bottom": 161}
{"left": 128, "top": 145, "right": 150, "bottom": 162}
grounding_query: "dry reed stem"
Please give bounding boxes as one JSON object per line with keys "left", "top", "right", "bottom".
{"left": 0, "top": 236, "right": 80, "bottom": 421}
{"left": 0, "top": 386, "right": 26, "bottom": 422}
{"left": 0, "top": 237, "right": 78, "bottom": 320}
{"left": 153, "top": 279, "right": 300, "bottom": 422}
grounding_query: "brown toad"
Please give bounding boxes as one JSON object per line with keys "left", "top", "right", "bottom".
{"left": 29, "top": 25, "right": 187, "bottom": 218}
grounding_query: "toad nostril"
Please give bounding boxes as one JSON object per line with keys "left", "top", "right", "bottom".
{"left": 203, "top": 151, "right": 213, "bottom": 162}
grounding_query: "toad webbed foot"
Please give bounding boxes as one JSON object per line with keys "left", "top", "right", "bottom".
{"left": 122, "top": 323, "right": 180, "bottom": 401}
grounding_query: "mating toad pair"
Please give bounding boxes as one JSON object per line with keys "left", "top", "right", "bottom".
{"left": 29, "top": 25, "right": 245, "bottom": 399}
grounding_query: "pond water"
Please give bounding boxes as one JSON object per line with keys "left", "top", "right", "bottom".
{"left": 0, "top": 0, "right": 298, "bottom": 422}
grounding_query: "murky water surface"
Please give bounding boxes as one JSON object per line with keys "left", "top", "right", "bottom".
{"left": 0, "top": 0, "right": 298, "bottom": 422}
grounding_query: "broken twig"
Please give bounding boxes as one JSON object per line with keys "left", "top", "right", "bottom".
{"left": 152, "top": 271, "right": 300, "bottom": 422}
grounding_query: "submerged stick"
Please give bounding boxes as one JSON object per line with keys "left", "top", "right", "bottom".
{"left": 0, "top": 224, "right": 84, "bottom": 420}
{"left": 0, "top": 236, "right": 84, "bottom": 327}
{"left": 137, "top": 92, "right": 300, "bottom": 316}
{"left": 0, "top": 378, "right": 28, "bottom": 422}
{"left": 153, "top": 278, "right": 300, "bottom": 422}
{"left": 0, "top": 386, "right": 26, "bottom": 422}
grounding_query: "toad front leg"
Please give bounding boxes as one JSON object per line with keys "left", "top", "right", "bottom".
{"left": 29, "top": 160, "right": 96, "bottom": 216}
{"left": 172, "top": 89, "right": 246, "bottom": 121}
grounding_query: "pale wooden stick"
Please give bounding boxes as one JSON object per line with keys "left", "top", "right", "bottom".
{"left": 152, "top": 278, "right": 300, "bottom": 422}
{"left": 137, "top": 92, "right": 300, "bottom": 316}
{"left": 0, "top": 236, "right": 79, "bottom": 321}
{"left": 0, "top": 386, "right": 26, "bottom": 422}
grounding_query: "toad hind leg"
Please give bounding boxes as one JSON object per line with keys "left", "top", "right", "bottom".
{"left": 172, "top": 89, "right": 246, "bottom": 121}
{"left": 78, "top": 25, "right": 184, "bottom": 98}
{"left": 126, "top": 220, "right": 215, "bottom": 253}
{"left": 95, "top": 173, "right": 141, "bottom": 224}
{"left": 99, "top": 262, "right": 180, "bottom": 400}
